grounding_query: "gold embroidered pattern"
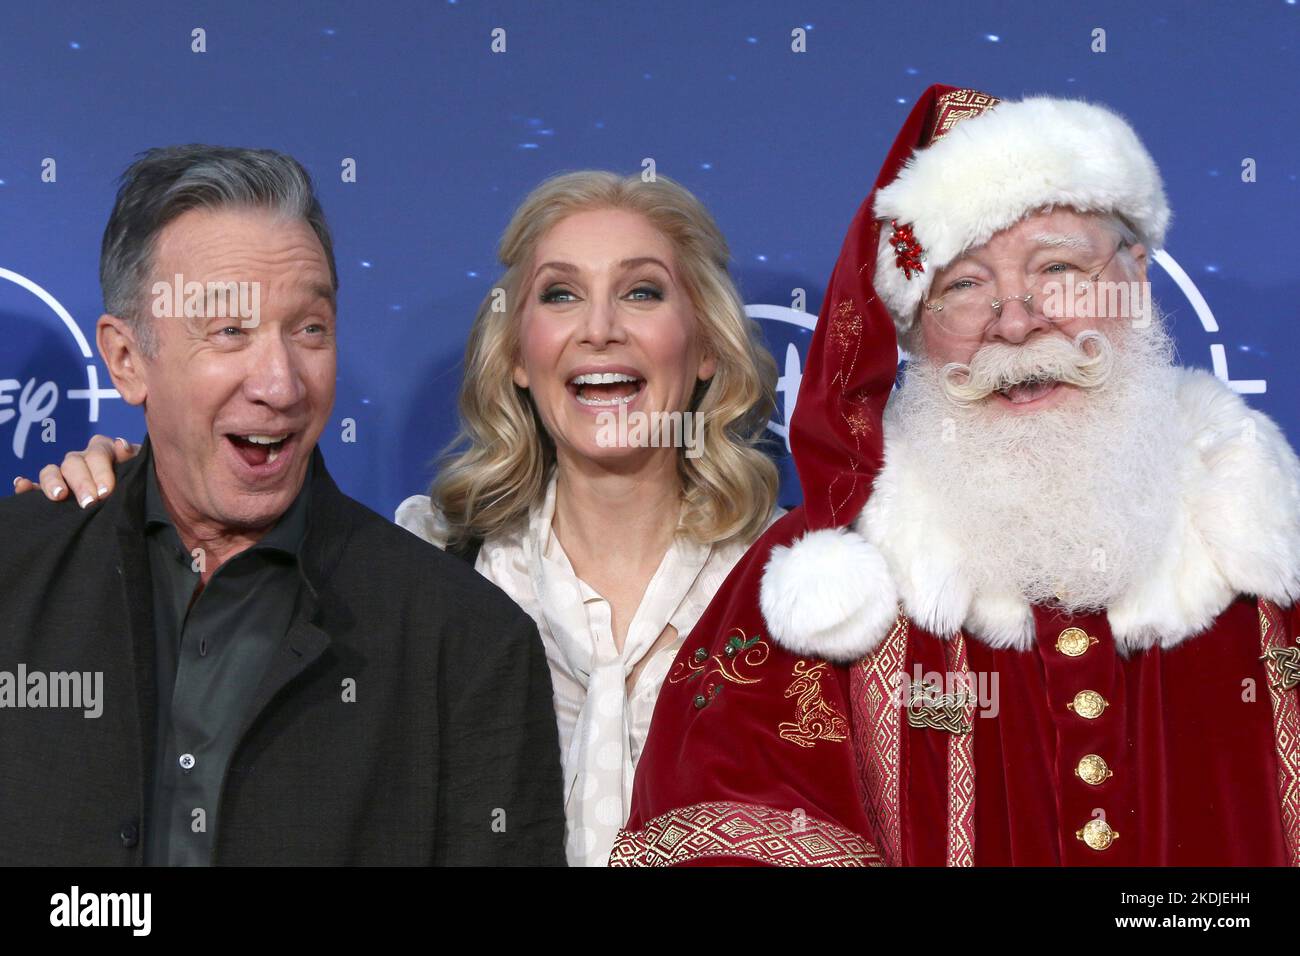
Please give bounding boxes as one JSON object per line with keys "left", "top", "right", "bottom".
{"left": 670, "top": 629, "right": 770, "bottom": 710}
{"left": 906, "top": 680, "right": 974, "bottom": 734}
{"left": 608, "top": 801, "right": 883, "bottom": 867}
{"left": 778, "top": 661, "right": 849, "bottom": 749}
{"left": 1258, "top": 599, "right": 1300, "bottom": 866}
{"left": 928, "top": 88, "right": 1001, "bottom": 144}
{"left": 850, "top": 609, "right": 908, "bottom": 865}
{"left": 670, "top": 629, "right": 769, "bottom": 685}
{"left": 943, "top": 632, "right": 977, "bottom": 868}
{"left": 1262, "top": 645, "right": 1300, "bottom": 692}
{"left": 829, "top": 299, "right": 862, "bottom": 353}
{"left": 843, "top": 404, "right": 874, "bottom": 439}
{"left": 821, "top": 289, "right": 878, "bottom": 525}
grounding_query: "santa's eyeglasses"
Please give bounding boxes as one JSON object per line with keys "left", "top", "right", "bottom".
{"left": 922, "top": 240, "right": 1126, "bottom": 337}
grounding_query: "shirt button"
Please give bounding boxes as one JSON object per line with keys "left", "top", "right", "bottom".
{"left": 119, "top": 821, "right": 140, "bottom": 848}
{"left": 1076, "top": 818, "right": 1119, "bottom": 851}
{"left": 1056, "top": 627, "right": 1098, "bottom": 657}
{"left": 1075, "top": 753, "right": 1113, "bottom": 785}
{"left": 1066, "top": 690, "right": 1108, "bottom": 719}
{"left": 179, "top": 753, "right": 196, "bottom": 772}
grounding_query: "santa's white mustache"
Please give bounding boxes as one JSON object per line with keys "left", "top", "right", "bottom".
{"left": 939, "top": 330, "right": 1116, "bottom": 406}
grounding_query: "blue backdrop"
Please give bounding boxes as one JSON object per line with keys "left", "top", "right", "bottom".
{"left": 2, "top": 0, "right": 1296, "bottom": 517}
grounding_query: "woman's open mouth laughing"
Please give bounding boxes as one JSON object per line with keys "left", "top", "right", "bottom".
{"left": 566, "top": 368, "right": 646, "bottom": 411}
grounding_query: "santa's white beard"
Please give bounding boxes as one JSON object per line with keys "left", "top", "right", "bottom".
{"left": 889, "top": 314, "right": 1181, "bottom": 612}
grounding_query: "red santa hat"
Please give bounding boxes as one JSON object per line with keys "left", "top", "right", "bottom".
{"left": 760, "top": 85, "right": 1172, "bottom": 661}
{"left": 873, "top": 91, "right": 1170, "bottom": 334}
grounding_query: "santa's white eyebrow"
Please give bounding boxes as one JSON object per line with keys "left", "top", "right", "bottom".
{"left": 1030, "top": 232, "right": 1093, "bottom": 250}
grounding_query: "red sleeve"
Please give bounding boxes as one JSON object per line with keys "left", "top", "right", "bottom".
{"left": 610, "top": 509, "right": 883, "bottom": 866}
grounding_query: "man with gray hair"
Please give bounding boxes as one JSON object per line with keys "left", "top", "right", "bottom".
{"left": 0, "top": 145, "right": 566, "bottom": 865}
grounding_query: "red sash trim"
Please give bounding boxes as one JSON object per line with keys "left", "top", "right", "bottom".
{"left": 944, "top": 631, "right": 977, "bottom": 867}
{"left": 1258, "top": 598, "right": 1300, "bottom": 866}
{"left": 850, "top": 611, "right": 908, "bottom": 865}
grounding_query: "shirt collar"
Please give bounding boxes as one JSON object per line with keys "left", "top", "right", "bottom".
{"left": 144, "top": 454, "right": 312, "bottom": 558}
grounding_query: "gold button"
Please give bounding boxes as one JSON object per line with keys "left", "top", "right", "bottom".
{"left": 1075, "top": 754, "right": 1112, "bottom": 785}
{"left": 1056, "top": 627, "right": 1098, "bottom": 657}
{"left": 1076, "top": 818, "right": 1119, "bottom": 851}
{"left": 1066, "top": 690, "right": 1108, "bottom": 719}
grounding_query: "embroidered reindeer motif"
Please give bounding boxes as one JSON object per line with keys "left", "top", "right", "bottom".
{"left": 779, "top": 661, "right": 849, "bottom": 748}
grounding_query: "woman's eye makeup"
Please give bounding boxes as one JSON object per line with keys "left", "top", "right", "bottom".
{"left": 626, "top": 283, "right": 664, "bottom": 301}
{"left": 537, "top": 280, "right": 665, "bottom": 303}
{"left": 540, "top": 284, "right": 577, "bottom": 303}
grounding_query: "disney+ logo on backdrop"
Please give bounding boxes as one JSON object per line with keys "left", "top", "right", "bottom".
{"left": 1, "top": 268, "right": 120, "bottom": 463}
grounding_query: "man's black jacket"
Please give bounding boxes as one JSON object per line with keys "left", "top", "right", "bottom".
{"left": 0, "top": 442, "right": 566, "bottom": 865}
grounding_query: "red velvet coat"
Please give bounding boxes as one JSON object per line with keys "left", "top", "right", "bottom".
{"left": 610, "top": 507, "right": 1300, "bottom": 866}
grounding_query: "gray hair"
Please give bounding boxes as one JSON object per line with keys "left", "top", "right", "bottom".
{"left": 99, "top": 144, "right": 338, "bottom": 354}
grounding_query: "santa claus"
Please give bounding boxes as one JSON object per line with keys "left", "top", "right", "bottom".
{"left": 610, "top": 85, "right": 1300, "bottom": 866}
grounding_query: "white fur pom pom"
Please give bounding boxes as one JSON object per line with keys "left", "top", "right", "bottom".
{"left": 759, "top": 527, "right": 899, "bottom": 663}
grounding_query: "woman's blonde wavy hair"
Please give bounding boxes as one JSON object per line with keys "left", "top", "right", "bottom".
{"left": 431, "top": 170, "right": 779, "bottom": 549}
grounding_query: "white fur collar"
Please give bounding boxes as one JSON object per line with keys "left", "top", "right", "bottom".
{"left": 760, "top": 369, "right": 1300, "bottom": 661}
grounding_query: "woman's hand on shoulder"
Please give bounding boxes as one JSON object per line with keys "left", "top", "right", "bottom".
{"left": 11, "top": 435, "right": 140, "bottom": 506}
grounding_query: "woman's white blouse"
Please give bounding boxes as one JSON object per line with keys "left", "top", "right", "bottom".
{"left": 394, "top": 478, "right": 775, "bottom": 866}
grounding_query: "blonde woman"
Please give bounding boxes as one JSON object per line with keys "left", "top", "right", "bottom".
{"left": 17, "top": 171, "right": 782, "bottom": 866}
